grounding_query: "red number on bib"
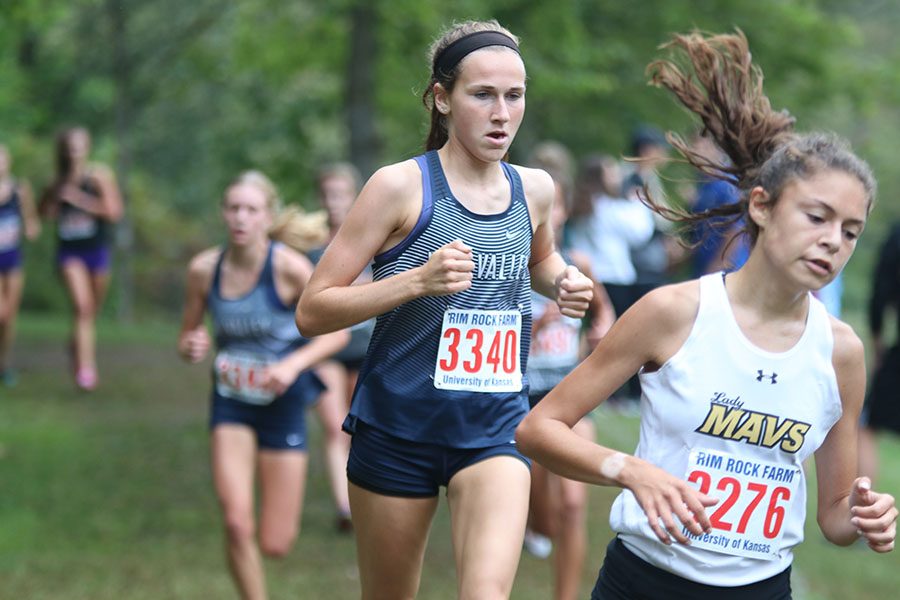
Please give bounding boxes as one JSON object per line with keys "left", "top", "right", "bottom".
{"left": 486, "top": 331, "right": 502, "bottom": 373}
{"left": 439, "top": 321, "right": 519, "bottom": 377}
{"left": 687, "top": 470, "right": 790, "bottom": 539}
{"left": 230, "top": 363, "right": 242, "bottom": 390}
{"left": 440, "top": 328, "right": 461, "bottom": 370}
{"left": 463, "top": 329, "right": 483, "bottom": 373}
{"left": 738, "top": 482, "right": 768, "bottom": 534}
{"left": 709, "top": 476, "right": 740, "bottom": 531}
{"left": 688, "top": 469, "right": 712, "bottom": 494}
{"left": 764, "top": 487, "right": 790, "bottom": 539}
{"left": 503, "top": 330, "right": 517, "bottom": 373}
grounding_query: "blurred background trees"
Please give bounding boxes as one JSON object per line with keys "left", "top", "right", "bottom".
{"left": 1, "top": 0, "right": 897, "bottom": 318}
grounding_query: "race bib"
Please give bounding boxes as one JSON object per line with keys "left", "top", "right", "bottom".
{"left": 528, "top": 318, "right": 580, "bottom": 370}
{"left": 683, "top": 448, "right": 802, "bottom": 560}
{"left": 58, "top": 210, "right": 97, "bottom": 241}
{"left": 0, "top": 215, "right": 20, "bottom": 252}
{"left": 214, "top": 350, "right": 277, "bottom": 405}
{"left": 434, "top": 309, "right": 522, "bottom": 392}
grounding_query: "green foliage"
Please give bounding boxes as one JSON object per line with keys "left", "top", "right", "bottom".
{"left": 1, "top": 0, "right": 899, "bottom": 318}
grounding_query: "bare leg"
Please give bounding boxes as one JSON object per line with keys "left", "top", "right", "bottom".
{"left": 349, "top": 482, "right": 438, "bottom": 600}
{"left": 314, "top": 360, "right": 352, "bottom": 524}
{"left": 347, "top": 368, "right": 360, "bottom": 400}
{"left": 211, "top": 425, "right": 267, "bottom": 600}
{"left": 60, "top": 261, "right": 97, "bottom": 380}
{"left": 528, "top": 460, "right": 558, "bottom": 538}
{"left": 448, "top": 456, "right": 530, "bottom": 600}
{"left": 90, "top": 269, "right": 110, "bottom": 320}
{"left": 0, "top": 270, "right": 24, "bottom": 377}
{"left": 551, "top": 417, "right": 594, "bottom": 600}
{"left": 86, "top": 270, "right": 109, "bottom": 377}
{"left": 257, "top": 449, "right": 308, "bottom": 557}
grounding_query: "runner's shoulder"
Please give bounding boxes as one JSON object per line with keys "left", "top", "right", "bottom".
{"left": 187, "top": 246, "right": 221, "bottom": 286}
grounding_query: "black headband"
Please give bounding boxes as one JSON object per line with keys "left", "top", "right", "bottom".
{"left": 432, "top": 31, "right": 519, "bottom": 79}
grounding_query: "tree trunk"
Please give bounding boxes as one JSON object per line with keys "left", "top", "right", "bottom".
{"left": 107, "top": 0, "right": 135, "bottom": 322}
{"left": 346, "top": 3, "right": 381, "bottom": 178}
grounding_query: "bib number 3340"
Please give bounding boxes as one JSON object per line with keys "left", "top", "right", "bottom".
{"left": 434, "top": 309, "right": 522, "bottom": 393}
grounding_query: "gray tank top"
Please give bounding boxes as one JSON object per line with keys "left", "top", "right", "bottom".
{"left": 207, "top": 242, "right": 305, "bottom": 404}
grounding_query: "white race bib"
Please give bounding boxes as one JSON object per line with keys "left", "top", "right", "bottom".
{"left": 58, "top": 211, "right": 97, "bottom": 241}
{"left": 433, "top": 309, "right": 522, "bottom": 392}
{"left": 528, "top": 318, "right": 580, "bottom": 370}
{"left": 214, "top": 349, "right": 277, "bottom": 405}
{"left": 683, "top": 448, "right": 801, "bottom": 560}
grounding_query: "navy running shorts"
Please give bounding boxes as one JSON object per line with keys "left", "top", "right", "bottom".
{"left": 0, "top": 248, "right": 22, "bottom": 273}
{"left": 346, "top": 419, "right": 530, "bottom": 497}
{"left": 209, "top": 370, "right": 323, "bottom": 451}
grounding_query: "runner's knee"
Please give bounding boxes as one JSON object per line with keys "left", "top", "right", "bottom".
{"left": 259, "top": 529, "right": 296, "bottom": 558}
{"left": 72, "top": 299, "right": 95, "bottom": 320}
{"left": 559, "top": 487, "right": 588, "bottom": 525}
{"left": 223, "top": 509, "right": 256, "bottom": 547}
{"left": 459, "top": 581, "right": 510, "bottom": 600}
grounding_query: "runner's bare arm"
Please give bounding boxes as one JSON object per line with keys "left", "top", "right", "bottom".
{"left": 522, "top": 167, "right": 566, "bottom": 296}
{"left": 37, "top": 184, "right": 59, "bottom": 219}
{"left": 517, "top": 282, "right": 718, "bottom": 545}
{"left": 569, "top": 248, "right": 616, "bottom": 344}
{"left": 815, "top": 320, "right": 897, "bottom": 550}
{"left": 519, "top": 166, "right": 593, "bottom": 317}
{"left": 88, "top": 164, "right": 124, "bottom": 222}
{"left": 265, "top": 329, "right": 349, "bottom": 395}
{"left": 177, "top": 248, "right": 217, "bottom": 363}
{"left": 53, "top": 165, "right": 123, "bottom": 221}
{"left": 265, "top": 245, "right": 350, "bottom": 394}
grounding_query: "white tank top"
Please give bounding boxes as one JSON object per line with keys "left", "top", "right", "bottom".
{"left": 608, "top": 272, "right": 842, "bottom": 586}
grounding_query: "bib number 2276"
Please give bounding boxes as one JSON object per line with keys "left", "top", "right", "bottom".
{"left": 684, "top": 448, "right": 800, "bottom": 560}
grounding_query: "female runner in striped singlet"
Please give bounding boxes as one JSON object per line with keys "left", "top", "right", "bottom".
{"left": 297, "top": 19, "right": 593, "bottom": 600}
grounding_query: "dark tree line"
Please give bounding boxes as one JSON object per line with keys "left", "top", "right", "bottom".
{"left": 1, "top": 0, "right": 897, "bottom": 316}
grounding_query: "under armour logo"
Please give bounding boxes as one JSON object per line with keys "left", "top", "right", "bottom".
{"left": 756, "top": 370, "right": 778, "bottom": 384}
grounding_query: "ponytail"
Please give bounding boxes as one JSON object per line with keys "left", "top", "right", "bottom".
{"left": 644, "top": 30, "right": 875, "bottom": 246}
{"left": 648, "top": 30, "right": 795, "bottom": 190}
{"left": 269, "top": 207, "right": 329, "bottom": 254}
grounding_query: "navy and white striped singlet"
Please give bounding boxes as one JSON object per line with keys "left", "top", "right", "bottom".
{"left": 345, "top": 150, "right": 535, "bottom": 448}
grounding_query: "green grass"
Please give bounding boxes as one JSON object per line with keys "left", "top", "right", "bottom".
{"left": 1, "top": 314, "right": 898, "bottom": 599}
